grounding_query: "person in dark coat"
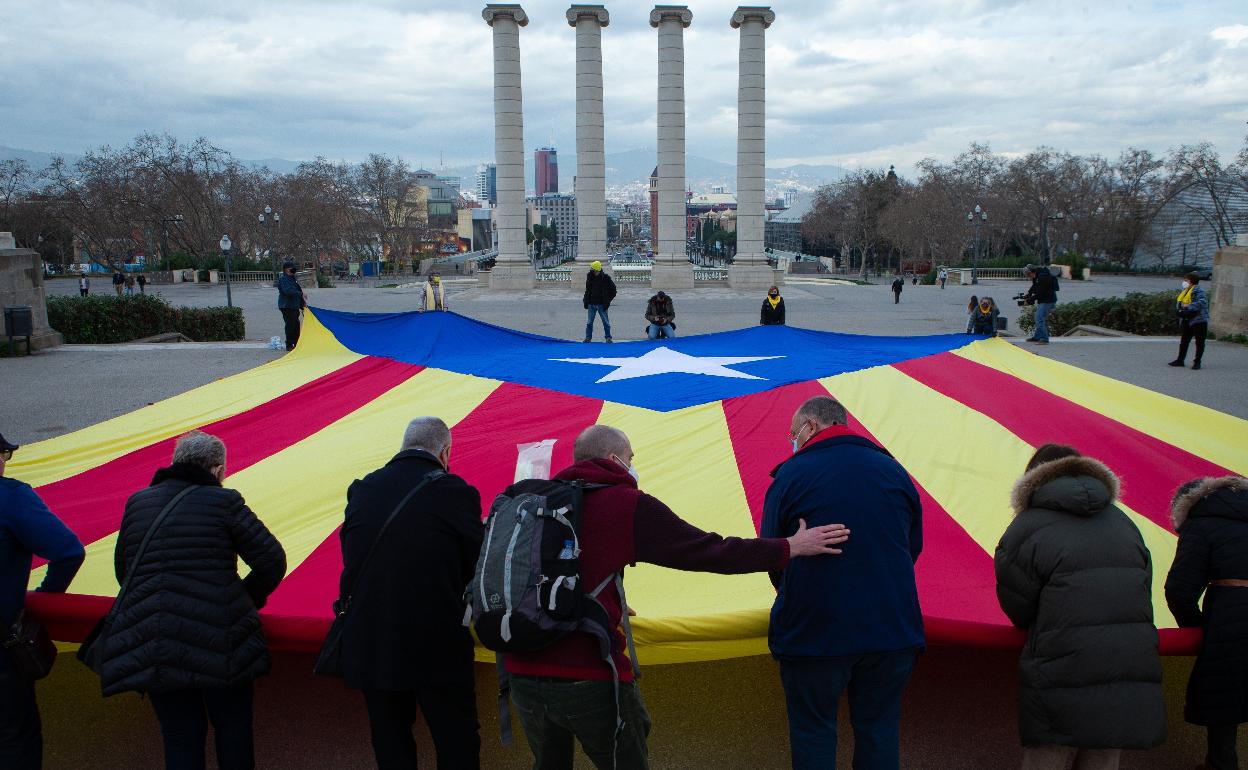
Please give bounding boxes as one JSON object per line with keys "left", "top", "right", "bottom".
{"left": 100, "top": 430, "right": 286, "bottom": 770}
{"left": 760, "top": 285, "right": 786, "bottom": 325}
{"left": 1165, "top": 476, "right": 1248, "bottom": 770}
{"left": 969, "top": 297, "right": 1000, "bottom": 337}
{"left": 277, "top": 260, "right": 306, "bottom": 351}
{"left": 0, "top": 433, "right": 84, "bottom": 770}
{"left": 645, "top": 290, "right": 676, "bottom": 339}
{"left": 891, "top": 275, "right": 904, "bottom": 303}
{"left": 1169, "top": 271, "right": 1210, "bottom": 370}
{"left": 763, "top": 395, "right": 923, "bottom": 770}
{"left": 583, "top": 260, "right": 616, "bottom": 342}
{"left": 338, "top": 417, "right": 484, "bottom": 770}
{"left": 995, "top": 444, "right": 1165, "bottom": 769}
{"left": 112, "top": 270, "right": 125, "bottom": 296}
{"left": 1023, "top": 265, "right": 1060, "bottom": 344}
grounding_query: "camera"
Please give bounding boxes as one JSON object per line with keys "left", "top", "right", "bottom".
{"left": 1013, "top": 292, "right": 1033, "bottom": 307}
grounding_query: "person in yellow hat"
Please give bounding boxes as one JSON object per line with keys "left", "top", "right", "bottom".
{"left": 583, "top": 261, "right": 617, "bottom": 343}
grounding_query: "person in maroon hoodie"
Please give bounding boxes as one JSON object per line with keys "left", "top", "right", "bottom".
{"left": 505, "top": 424, "right": 851, "bottom": 770}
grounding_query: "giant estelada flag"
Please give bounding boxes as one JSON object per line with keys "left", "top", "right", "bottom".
{"left": 18, "top": 309, "right": 1248, "bottom": 660}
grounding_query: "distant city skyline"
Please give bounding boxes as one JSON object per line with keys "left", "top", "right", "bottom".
{"left": 1, "top": 1, "right": 1244, "bottom": 176}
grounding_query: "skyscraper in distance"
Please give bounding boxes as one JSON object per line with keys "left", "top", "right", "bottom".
{"left": 535, "top": 147, "right": 558, "bottom": 197}
{"left": 475, "top": 163, "right": 498, "bottom": 205}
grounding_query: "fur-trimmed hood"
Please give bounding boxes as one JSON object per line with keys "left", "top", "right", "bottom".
{"left": 1010, "top": 455, "right": 1121, "bottom": 516}
{"left": 1170, "top": 475, "right": 1248, "bottom": 529}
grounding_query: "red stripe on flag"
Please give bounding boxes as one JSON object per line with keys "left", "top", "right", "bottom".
{"left": 892, "top": 352, "right": 1230, "bottom": 531}
{"left": 33, "top": 357, "right": 423, "bottom": 563}
{"left": 723, "top": 382, "right": 1007, "bottom": 626}
{"left": 261, "top": 382, "right": 604, "bottom": 635}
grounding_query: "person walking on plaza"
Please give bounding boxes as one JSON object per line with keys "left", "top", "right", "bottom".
{"left": 97, "top": 430, "right": 287, "bottom": 770}
{"left": 970, "top": 297, "right": 1000, "bottom": 337}
{"left": 938, "top": 268, "right": 948, "bottom": 289}
{"left": 277, "top": 260, "right": 306, "bottom": 351}
{"left": 1169, "top": 271, "right": 1209, "bottom": 370}
{"left": 1165, "top": 476, "right": 1248, "bottom": 770}
{"left": 763, "top": 396, "right": 924, "bottom": 770}
{"left": 583, "top": 260, "right": 616, "bottom": 342}
{"left": 137, "top": 273, "right": 147, "bottom": 294}
{"left": 112, "top": 270, "right": 125, "bottom": 297}
{"left": 78, "top": 272, "right": 90, "bottom": 296}
{"left": 1023, "top": 265, "right": 1060, "bottom": 345}
{"left": 761, "top": 285, "right": 786, "bottom": 326}
{"left": 0, "top": 432, "right": 85, "bottom": 770}
{"left": 124, "top": 273, "right": 136, "bottom": 296}
{"left": 505, "top": 424, "right": 850, "bottom": 770}
{"left": 645, "top": 290, "right": 676, "bottom": 340}
{"left": 891, "top": 275, "right": 904, "bottom": 304}
{"left": 337, "top": 417, "right": 483, "bottom": 770}
{"left": 418, "top": 272, "right": 448, "bottom": 313}
{"left": 995, "top": 444, "right": 1165, "bottom": 770}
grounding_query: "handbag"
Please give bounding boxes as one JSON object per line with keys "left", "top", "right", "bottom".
{"left": 314, "top": 470, "right": 445, "bottom": 677}
{"left": 77, "top": 484, "right": 201, "bottom": 675}
{"left": 3, "top": 609, "right": 57, "bottom": 680}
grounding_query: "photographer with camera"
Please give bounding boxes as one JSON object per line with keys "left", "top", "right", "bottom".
{"left": 1168, "top": 272, "right": 1209, "bottom": 370}
{"left": 1022, "top": 265, "right": 1059, "bottom": 345}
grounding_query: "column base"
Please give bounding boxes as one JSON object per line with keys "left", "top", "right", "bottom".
{"left": 650, "top": 263, "right": 694, "bottom": 290}
{"left": 487, "top": 264, "right": 536, "bottom": 290}
{"left": 727, "top": 264, "right": 778, "bottom": 291}
{"left": 6, "top": 330, "right": 63, "bottom": 353}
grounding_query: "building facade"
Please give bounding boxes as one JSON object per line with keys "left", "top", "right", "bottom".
{"left": 475, "top": 163, "right": 498, "bottom": 205}
{"left": 535, "top": 147, "right": 559, "bottom": 196}
{"left": 526, "top": 192, "right": 578, "bottom": 247}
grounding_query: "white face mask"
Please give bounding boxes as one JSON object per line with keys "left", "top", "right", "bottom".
{"left": 612, "top": 454, "right": 639, "bottom": 484}
{"left": 1181, "top": 281, "right": 1191, "bottom": 289}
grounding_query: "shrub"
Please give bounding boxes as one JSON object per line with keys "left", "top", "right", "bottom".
{"left": 316, "top": 271, "right": 334, "bottom": 288}
{"left": 922, "top": 268, "right": 938, "bottom": 285}
{"left": 47, "top": 295, "right": 244, "bottom": 343}
{"left": 1017, "top": 291, "right": 1180, "bottom": 336}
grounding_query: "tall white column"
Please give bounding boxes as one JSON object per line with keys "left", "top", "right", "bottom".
{"left": 483, "top": 4, "right": 535, "bottom": 289}
{"left": 650, "top": 5, "right": 694, "bottom": 290}
{"left": 728, "top": 6, "right": 779, "bottom": 290}
{"left": 567, "top": 5, "right": 610, "bottom": 271}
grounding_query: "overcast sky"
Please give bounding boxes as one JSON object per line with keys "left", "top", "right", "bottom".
{"left": 2, "top": 0, "right": 1245, "bottom": 174}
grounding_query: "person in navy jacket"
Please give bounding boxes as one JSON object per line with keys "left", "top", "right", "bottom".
{"left": 762, "top": 396, "right": 924, "bottom": 770}
{"left": 0, "top": 432, "right": 84, "bottom": 770}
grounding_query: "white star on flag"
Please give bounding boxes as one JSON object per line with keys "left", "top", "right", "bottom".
{"left": 551, "top": 346, "right": 783, "bottom": 384}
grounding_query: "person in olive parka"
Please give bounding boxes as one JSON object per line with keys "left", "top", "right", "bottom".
{"left": 1165, "top": 476, "right": 1248, "bottom": 770}
{"left": 995, "top": 444, "right": 1165, "bottom": 770}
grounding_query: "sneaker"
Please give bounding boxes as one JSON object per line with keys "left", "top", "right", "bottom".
{"left": 1192, "top": 362, "right": 1201, "bottom": 370}
{"left": 1033, "top": 339, "right": 1048, "bottom": 345}
{"left": 582, "top": 338, "right": 591, "bottom": 343}
{"left": 1167, "top": 360, "right": 1184, "bottom": 367}
{"left": 605, "top": 338, "right": 614, "bottom": 343}
{"left": 1024, "top": 337, "right": 1038, "bottom": 342}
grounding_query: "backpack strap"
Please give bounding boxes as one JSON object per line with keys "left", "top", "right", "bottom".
{"left": 111, "top": 484, "right": 201, "bottom": 618}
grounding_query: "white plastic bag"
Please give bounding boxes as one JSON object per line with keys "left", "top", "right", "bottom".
{"left": 267, "top": 336, "right": 284, "bottom": 350}
{"left": 514, "top": 439, "right": 557, "bottom": 482}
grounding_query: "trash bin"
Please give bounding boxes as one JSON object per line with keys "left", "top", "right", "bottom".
{"left": 4, "top": 305, "right": 33, "bottom": 356}
{"left": 996, "top": 316, "right": 1008, "bottom": 332}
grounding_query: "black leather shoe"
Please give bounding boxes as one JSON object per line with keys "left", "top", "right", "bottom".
{"left": 1192, "top": 362, "right": 1201, "bottom": 370}
{"left": 1167, "top": 360, "right": 1184, "bottom": 367}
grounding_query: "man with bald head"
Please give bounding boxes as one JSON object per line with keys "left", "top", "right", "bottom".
{"left": 336, "top": 417, "right": 484, "bottom": 769}
{"left": 505, "top": 424, "right": 851, "bottom": 770}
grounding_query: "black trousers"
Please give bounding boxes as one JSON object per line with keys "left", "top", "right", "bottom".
{"left": 1206, "top": 724, "right": 1239, "bottom": 770}
{"left": 363, "top": 684, "right": 481, "bottom": 770}
{"left": 0, "top": 666, "right": 41, "bottom": 770}
{"left": 280, "top": 308, "right": 302, "bottom": 350}
{"left": 148, "top": 681, "right": 255, "bottom": 770}
{"left": 1177, "top": 320, "right": 1207, "bottom": 364}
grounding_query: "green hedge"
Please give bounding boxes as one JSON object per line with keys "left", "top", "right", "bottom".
{"left": 47, "top": 295, "right": 244, "bottom": 343}
{"left": 1018, "top": 291, "right": 1181, "bottom": 336}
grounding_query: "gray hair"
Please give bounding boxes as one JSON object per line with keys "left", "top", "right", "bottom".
{"left": 573, "top": 424, "right": 630, "bottom": 462}
{"left": 172, "top": 430, "right": 226, "bottom": 471}
{"left": 794, "top": 395, "right": 847, "bottom": 429}
{"left": 401, "top": 417, "right": 451, "bottom": 455}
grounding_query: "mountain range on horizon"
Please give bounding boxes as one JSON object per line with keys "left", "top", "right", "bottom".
{"left": 1, "top": 144, "right": 848, "bottom": 196}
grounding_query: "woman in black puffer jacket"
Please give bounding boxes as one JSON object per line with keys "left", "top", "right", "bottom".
{"left": 1166, "top": 476, "right": 1248, "bottom": 770}
{"left": 995, "top": 444, "right": 1165, "bottom": 769}
{"left": 99, "top": 430, "right": 286, "bottom": 770}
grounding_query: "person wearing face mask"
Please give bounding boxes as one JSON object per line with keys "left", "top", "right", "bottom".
{"left": 763, "top": 396, "right": 924, "bottom": 770}
{"left": 419, "top": 271, "right": 448, "bottom": 313}
{"left": 505, "top": 424, "right": 850, "bottom": 770}
{"left": 761, "top": 285, "right": 786, "bottom": 326}
{"left": 277, "top": 260, "right": 307, "bottom": 351}
{"left": 1169, "top": 272, "right": 1209, "bottom": 370}
{"left": 336, "top": 417, "right": 484, "bottom": 770}
{"left": 969, "top": 296, "right": 1000, "bottom": 337}
{"left": 96, "top": 430, "right": 286, "bottom": 770}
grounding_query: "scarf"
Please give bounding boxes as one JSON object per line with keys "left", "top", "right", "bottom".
{"left": 424, "top": 281, "right": 445, "bottom": 310}
{"left": 767, "top": 295, "right": 781, "bottom": 309}
{"left": 1177, "top": 285, "right": 1194, "bottom": 306}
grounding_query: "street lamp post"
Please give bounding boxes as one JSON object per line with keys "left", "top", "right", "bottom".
{"left": 220, "top": 234, "right": 233, "bottom": 308}
{"left": 160, "top": 214, "right": 184, "bottom": 272}
{"left": 1041, "top": 211, "right": 1064, "bottom": 265}
{"left": 966, "top": 204, "right": 988, "bottom": 285}
{"left": 259, "top": 205, "right": 281, "bottom": 283}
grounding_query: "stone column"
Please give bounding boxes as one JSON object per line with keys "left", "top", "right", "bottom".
{"left": 483, "top": 4, "right": 535, "bottom": 289}
{"left": 728, "top": 6, "right": 778, "bottom": 290}
{"left": 567, "top": 5, "right": 610, "bottom": 271}
{"left": 0, "top": 232, "right": 63, "bottom": 350}
{"left": 650, "top": 5, "right": 694, "bottom": 290}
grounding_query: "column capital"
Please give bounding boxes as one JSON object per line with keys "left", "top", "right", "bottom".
{"left": 483, "top": 4, "right": 528, "bottom": 27}
{"left": 566, "top": 4, "right": 609, "bottom": 27}
{"left": 650, "top": 5, "right": 692, "bottom": 28}
{"left": 730, "top": 6, "right": 774, "bottom": 29}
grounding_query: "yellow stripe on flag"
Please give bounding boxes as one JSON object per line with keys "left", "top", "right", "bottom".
{"left": 10, "top": 311, "right": 360, "bottom": 487}
{"left": 956, "top": 338, "right": 1248, "bottom": 475}
{"left": 822, "top": 365, "right": 1177, "bottom": 628}
{"left": 594, "top": 401, "right": 774, "bottom": 663}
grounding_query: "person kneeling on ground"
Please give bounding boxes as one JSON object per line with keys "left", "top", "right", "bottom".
{"left": 1165, "top": 476, "right": 1248, "bottom": 770}
{"left": 969, "top": 297, "right": 1000, "bottom": 337}
{"left": 761, "top": 286, "right": 786, "bottom": 326}
{"left": 505, "top": 424, "right": 850, "bottom": 770}
{"left": 995, "top": 444, "right": 1165, "bottom": 770}
{"left": 645, "top": 291, "right": 676, "bottom": 339}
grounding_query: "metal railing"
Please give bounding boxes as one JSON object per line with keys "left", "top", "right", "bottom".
{"left": 536, "top": 269, "right": 573, "bottom": 282}
{"left": 954, "top": 267, "right": 1027, "bottom": 282}
{"left": 615, "top": 271, "right": 651, "bottom": 283}
{"left": 693, "top": 268, "right": 728, "bottom": 281}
